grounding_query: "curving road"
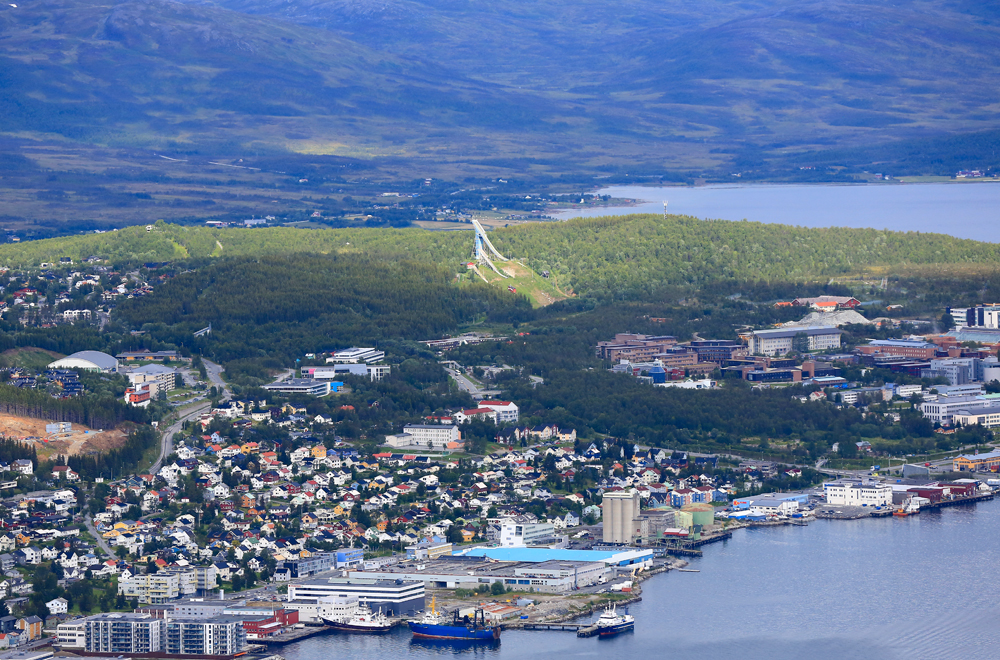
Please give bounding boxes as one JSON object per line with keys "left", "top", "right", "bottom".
{"left": 150, "top": 359, "right": 229, "bottom": 475}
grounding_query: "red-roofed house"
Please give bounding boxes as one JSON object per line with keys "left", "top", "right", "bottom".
{"left": 454, "top": 408, "right": 498, "bottom": 424}
{"left": 478, "top": 401, "right": 520, "bottom": 422}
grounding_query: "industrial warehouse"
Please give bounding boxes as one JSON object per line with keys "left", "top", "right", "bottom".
{"left": 342, "top": 547, "right": 653, "bottom": 593}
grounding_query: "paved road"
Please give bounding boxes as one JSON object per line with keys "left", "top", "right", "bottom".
{"left": 445, "top": 367, "right": 499, "bottom": 399}
{"left": 151, "top": 359, "right": 230, "bottom": 475}
{"left": 83, "top": 513, "right": 115, "bottom": 560}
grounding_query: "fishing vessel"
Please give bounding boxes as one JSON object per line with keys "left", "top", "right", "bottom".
{"left": 594, "top": 602, "right": 634, "bottom": 637}
{"left": 323, "top": 601, "right": 393, "bottom": 633}
{"left": 408, "top": 597, "right": 500, "bottom": 641}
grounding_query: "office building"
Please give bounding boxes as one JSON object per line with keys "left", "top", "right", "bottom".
{"left": 283, "top": 595, "right": 359, "bottom": 624}
{"left": 261, "top": 378, "right": 332, "bottom": 397}
{"left": 857, "top": 339, "right": 939, "bottom": 360}
{"left": 688, "top": 339, "right": 747, "bottom": 364}
{"left": 950, "top": 304, "right": 1000, "bottom": 329}
{"left": 739, "top": 326, "right": 842, "bottom": 356}
{"left": 327, "top": 348, "right": 385, "bottom": 364}
{"left": 596, "top": 334, "right": 678, "bottom": 362}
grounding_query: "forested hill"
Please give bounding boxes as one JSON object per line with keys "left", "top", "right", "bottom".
{"left": 113, "top": 254, "right": 533, "bottom": 372}
{"left": 3, "top": 217, "right": 999, "bottom": 299}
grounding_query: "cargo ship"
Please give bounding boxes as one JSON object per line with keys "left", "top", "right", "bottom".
{"left": 408, "top": 598, "right": 500, "bottom": 641}
{"left": 323, "top": 601, "right": 393, "bottom": 633}
{"left": 594, "top": 602, "right": 634, "bottom": 637}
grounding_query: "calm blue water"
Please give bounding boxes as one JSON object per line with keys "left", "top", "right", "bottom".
{"left": 552, "top": 183, "right": 1000, "bottom": 243}
{"left": 280, "top": 499, "right": 1000, "bottom": 660}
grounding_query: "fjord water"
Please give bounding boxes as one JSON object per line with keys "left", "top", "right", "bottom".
{"left": 280, "top": 500, "right": 1000, "bottom": 660}
{"left": 552, "top": 183, "right": 1000, "bottom": 242}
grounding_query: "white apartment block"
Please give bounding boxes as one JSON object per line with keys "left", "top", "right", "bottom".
{"left": 478, "top": 400, "right": 520, "bottom": 423}
{"left": 824, "top": 480, "right": 892, "bottom": 507}
{"left": 126, "top": 364, "right": 177, "bottom": 394}
{"left": 118, "top": 567, "right": 198, "bottom": 603}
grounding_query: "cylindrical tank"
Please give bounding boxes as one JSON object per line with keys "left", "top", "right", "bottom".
{"left": 674, "top": 510, "right": 693, "bottom": 529}
{"left": 614, "top": 497, "right": 626, "bottom": 543}
{"left": 984, "top": 364, "right": 1000, "bottom": 385}
{"left": 681, "top": 502, "right": 715, "bottom": 527}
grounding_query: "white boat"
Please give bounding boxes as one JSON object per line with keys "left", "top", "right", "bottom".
{"left": 323, "top": 601, "right": 393, "bottom": 633}
{"left": 594, "top": 602, "right": 634, "bottom": 637}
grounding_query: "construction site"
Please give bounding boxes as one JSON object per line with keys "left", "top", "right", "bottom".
{"left": 0, "top": 413, "right": 127, "bottom": 459}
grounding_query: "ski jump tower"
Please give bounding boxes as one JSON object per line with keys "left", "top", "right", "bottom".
{"left": 472, "top": 219, "right": 511, "bottom": 278}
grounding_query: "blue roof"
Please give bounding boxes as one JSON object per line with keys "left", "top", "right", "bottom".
{"left": 459, "top": 547, "right": 650, "bottom": 563}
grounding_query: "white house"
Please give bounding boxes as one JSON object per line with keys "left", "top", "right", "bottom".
{"left": 46, "top": 597, "right": 68, "bottom": 615}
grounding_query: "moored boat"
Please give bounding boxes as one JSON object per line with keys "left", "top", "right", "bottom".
{"left": 323, "top": 601, "right": 393, "bottom": 633}
{"left": 594, "top": 602, "right": 634, "bottom": 637}
{"left": 407, "top": 597, "right": 500, "bottom": 641}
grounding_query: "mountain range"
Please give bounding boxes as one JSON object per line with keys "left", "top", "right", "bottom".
{"left": 2, "top": 0, "right": 1000, "bottom": 175}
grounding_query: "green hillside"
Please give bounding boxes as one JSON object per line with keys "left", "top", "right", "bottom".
{"left": 4, "top": 217, "right": 1000, "bottom": 302}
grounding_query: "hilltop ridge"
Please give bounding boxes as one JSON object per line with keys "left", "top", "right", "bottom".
{"left": 4, "top": 216, "right": 1000, "bottom": 302}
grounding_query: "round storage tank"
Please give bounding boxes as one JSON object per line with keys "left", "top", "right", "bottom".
{"left": 682, "top": 502, "right": 716, "bottom": 527}
{"left": 984, "top": 364, "right": 1000, "bottom": 385}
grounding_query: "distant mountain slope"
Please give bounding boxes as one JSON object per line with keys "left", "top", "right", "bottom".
{"left": 2, "top": 0, "right": 1000, "bottom": 173}
{"left": 3, "top": 218, "right": 999, "bottom": 300}
{"left": 0, "top": 0, "right": 560, "bottom": 151}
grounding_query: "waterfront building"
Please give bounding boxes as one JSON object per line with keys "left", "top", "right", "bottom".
{"left": 286, "top": 578, "right": 425, "bottom": 616}
{"left": 283, "top": 595, "right": 359, "bottom": 624}
{"left": 84, "top": 613, "right": 164, "bottom": 654}
{"left": 602, "top": 489, "right": 641, "bottom": 544}
{"left": 164, "top": 617, "right": 246, "bottom": 656}
{"left": 824, "top": 479, "right": 892, "bottom": 507}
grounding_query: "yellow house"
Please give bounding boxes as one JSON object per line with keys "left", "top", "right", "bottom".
{"left": 332, "top": 504, "right": 345, "bottom": 516}
{"left": 15, "top": 533, "right": 31, "bottom": 546}
{"left": 240, "top": 442, "right": 260, "bottom": 454}
{"left": 460, "top": 528, "right": 476, "bottom": 542}
{"left": 311, "top": 445, "right": 327, "bottom": 459}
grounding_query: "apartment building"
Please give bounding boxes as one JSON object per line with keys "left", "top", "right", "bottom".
{"left": 164, "top": 617, "right": 247, "bottom": 656}
{"left": 118, "top": 567, "right": 199, "bottom": 603}
{"left": 84, "top": 613, "right": 165, "bottom": 654}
